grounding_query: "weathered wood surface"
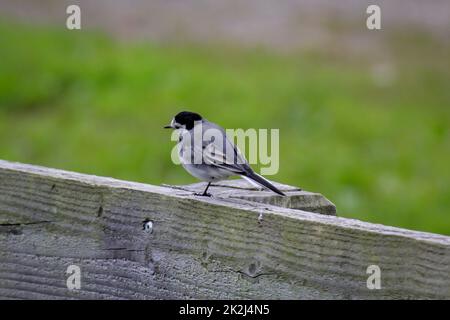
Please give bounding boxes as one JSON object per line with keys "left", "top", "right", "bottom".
{"left": 163, "top": 179, "right": 337, "bottom": 215}
{"left": 0, "top": 159, "right": 449, "bottom": 299}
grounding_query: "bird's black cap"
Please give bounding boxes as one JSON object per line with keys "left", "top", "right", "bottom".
{"left": 174, "top": 111, "right": 203, "bottom": 130}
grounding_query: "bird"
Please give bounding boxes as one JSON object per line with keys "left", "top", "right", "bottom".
{"left": 164, "top": 111, "right": 285, "bottom": 197}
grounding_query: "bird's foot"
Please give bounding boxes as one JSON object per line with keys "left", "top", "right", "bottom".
{"left": 194, "top": 192, "right": 212, "bottom": 197}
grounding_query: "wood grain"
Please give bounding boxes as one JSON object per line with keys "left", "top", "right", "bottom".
{"left": 0, "top": 159, "right": 449, "bottom": 299}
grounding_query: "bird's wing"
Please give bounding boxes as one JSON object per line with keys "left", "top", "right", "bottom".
{"left": 198, "top": 135, "right": 250, "bottom": 175}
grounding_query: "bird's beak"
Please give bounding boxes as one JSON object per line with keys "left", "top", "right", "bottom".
{"left": 163, "top": 125, "right": 173, "bottom": 129}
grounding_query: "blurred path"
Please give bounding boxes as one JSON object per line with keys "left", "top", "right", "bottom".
{"left": 1, "top": 0, "right": 449, "bottom": 53}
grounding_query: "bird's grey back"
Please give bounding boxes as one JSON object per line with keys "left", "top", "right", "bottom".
{"left": 198, "top": 119, "right": 252, "bottom": 174}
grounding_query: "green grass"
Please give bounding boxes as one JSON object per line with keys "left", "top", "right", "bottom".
{"left": 0, "top": 21, "right": 449, "bottom": 235}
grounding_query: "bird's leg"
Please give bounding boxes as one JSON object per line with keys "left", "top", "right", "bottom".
{"left": 195, "top": 182, "right": 212, "bottom": 197}
{"left": 202, "top": 182, "right": 212, "bottom": 196}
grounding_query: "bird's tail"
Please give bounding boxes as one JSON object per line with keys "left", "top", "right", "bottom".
{"left": 242, "top": 171, "right": 286, "bottom": 196}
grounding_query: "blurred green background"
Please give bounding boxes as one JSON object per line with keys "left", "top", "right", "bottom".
{"left": 0, "top": 1, "right": 449, "bottom": 235}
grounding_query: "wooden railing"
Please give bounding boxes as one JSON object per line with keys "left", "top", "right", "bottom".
{"left": 0, "top": 159, "right": 449, "bottom": 299}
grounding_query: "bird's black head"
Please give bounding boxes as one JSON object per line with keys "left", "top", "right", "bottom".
{"left": 164, "top": 111, "right": 203, "bottom": 130}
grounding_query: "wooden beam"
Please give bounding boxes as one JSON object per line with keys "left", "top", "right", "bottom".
{"left": 0, "top": 160, "right": 449, "bottom": 299}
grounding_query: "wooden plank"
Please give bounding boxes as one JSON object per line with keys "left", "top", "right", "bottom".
{"left": 163, "top": 179, "right": 337, "bottom": 215}
{"left": 0, "top": 159, "right": 449, "bottom": 299}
